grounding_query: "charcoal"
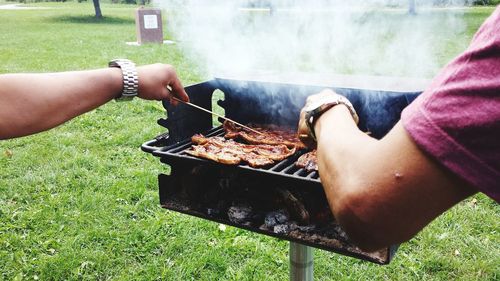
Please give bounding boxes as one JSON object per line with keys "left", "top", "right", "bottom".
{"left": 333, "top": 224, "right": 350, "bottom": 241}
{"left": 227, "top": 204, "right": 253, "bottom": 224}
{"left": 318, "top": 223, "right": 350, "bottom": 241}
{"left": 206, "top": 208, "right": 221, "bottom": 216}
{"left": 264, "top": 210, "right": 290, "bottom": 228}
{"left": 273, "top": 224, "right": 291, "bottom": 234}
{"left": 287, "top": 222, "right": 299, "bottom": 232}
{"left": 251, "top": 212, "right": 263, "bottom": 223}
{"left": 297, "top": 225, "right": 317, "bottom": 233}
{"left": 275, "top": 188, "right": 310, "bottom": 224}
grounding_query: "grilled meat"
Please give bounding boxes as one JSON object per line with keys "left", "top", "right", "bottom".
{"left": 295, "top": 150, "right": 317, "bottom": 172}
{"left": 187, "top": 142, "right": 242, "bottom": 165}
{"left": 223, "top": 120, "right": 306, "bottom": 149}
{"left": 186, "top": 134, "right": 296, "bottom": 167}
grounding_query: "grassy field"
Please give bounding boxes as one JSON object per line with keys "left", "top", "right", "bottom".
{"left": 0, "top": 2, "right": 499, "bottom": 280}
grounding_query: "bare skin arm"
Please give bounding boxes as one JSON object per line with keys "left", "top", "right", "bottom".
{"left": 0, "top": 63, "right": 188, "bottom": 140}
{"left": 299, "top": 90, "right": 476, "bottom": 251}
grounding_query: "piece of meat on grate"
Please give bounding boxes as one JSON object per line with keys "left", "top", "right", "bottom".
{"left": 186, "top": 134, "right": 296, "bottom": 167}
{"left": 295, "top": 150, "right": 318, "bottom": 172}
{"left": 223, "top": 120, "right": 306, "bottom": 149}
{"left": 187, "top": 142, "right": 241, "bottom": 165}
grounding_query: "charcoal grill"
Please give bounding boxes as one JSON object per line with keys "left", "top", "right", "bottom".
{"left": 142, "top": 74, "right": 426, "bottom": 279}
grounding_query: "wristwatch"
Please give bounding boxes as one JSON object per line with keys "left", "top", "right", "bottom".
{"left": 108, "top": 59, "right": 139, "bottom": 101}
{"left": 304, "top": 94, "right": 359, "bottom": 141}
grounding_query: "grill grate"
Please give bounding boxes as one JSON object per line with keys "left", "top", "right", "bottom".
{"left": 145, "top": 125, "right": 321, "bottom": 184}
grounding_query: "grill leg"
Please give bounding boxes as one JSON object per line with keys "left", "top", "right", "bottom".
{"left": 290, "top": 242, "right": 314, "bottom": 281}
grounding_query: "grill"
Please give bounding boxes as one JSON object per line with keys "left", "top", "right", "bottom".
{"left": 142, "top": 75, "right": 424, "bottom": 275}
{"left": 143, "top": 125, "right": 321, "bottom": 183}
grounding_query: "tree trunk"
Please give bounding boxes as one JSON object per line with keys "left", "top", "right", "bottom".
{"left": 408, "top": 0, "right": 416, "bottom": 15}
{"left": 93, "top": 0, "right": 103, "bottom": 19}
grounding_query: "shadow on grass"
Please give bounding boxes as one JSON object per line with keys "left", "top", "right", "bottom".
{"left": 50, "top": 15, "right": 134, "bottom": 25}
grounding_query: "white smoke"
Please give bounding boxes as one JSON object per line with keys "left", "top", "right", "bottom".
{"left": 155, "top": 0, "right": 470, "bottom": 78}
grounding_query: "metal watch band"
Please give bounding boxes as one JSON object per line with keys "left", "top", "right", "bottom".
{"left": 306, "top": 96, "right": 359, "bottom": 141}
{"left": 108, "top": 59, "right": 139, "bottom": 101}
{"left": 334, "top": 96, "right": 359, "bottom": 125}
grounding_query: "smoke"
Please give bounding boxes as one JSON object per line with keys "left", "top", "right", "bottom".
{"left": 155, "top": 0, "right": 470, "bottom": 78}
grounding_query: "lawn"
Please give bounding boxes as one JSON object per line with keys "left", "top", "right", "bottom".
{"left": 0, "top": 2, "right": 499, "bottom": 280}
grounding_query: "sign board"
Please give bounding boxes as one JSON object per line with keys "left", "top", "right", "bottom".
{"left": 135, "top": 8, "right": 163, "bottom": 44}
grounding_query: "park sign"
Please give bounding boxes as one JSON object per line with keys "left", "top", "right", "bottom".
{"left": 135, "top": 7, "right": 163, "bottom": 44}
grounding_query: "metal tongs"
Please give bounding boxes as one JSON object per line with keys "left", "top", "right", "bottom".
{"left": 170, "top": 96, "right": 263, "bottom": 135}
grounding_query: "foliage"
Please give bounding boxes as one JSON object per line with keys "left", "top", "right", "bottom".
{"left": 426, "top": 0, "right": 500, "bottom": 5}
{"left": 472, "top": 0, "right": 500, "bottom": 4}
{"left": 0, "top": 2, "right": 499, "bottom": 280}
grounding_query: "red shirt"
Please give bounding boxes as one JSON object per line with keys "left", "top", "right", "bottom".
{"left": 402, "top": 6, "right": 500, "bottom": 203}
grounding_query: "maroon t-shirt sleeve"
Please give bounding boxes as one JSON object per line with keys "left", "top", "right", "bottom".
{"left": 401, "top": 7, "right": 500, "bottom": 203}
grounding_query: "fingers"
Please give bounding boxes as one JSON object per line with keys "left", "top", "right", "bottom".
{"left": 299, "top": 89, "right": 338, "bottom": 149}
{"left": 168, "top": 73, "right": 189, "bottom": 103}
{"left": 162, "top": 64, "right": 188, "bottom": 106}
{"left": 297, "top": 109, "right": 316, "bottom": 149}
{"left": 135, "top": 63, "right": 189, "bottom": 103}
{"left": 165, "top": 86, "right": 178, "bottom": 106}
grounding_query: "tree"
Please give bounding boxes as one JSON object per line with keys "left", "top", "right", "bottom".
{"left": 93, "top": 0, "right": 102, "bottom": 19}
{"left": 408, "top": 0, "right": 416, "bottom": 15}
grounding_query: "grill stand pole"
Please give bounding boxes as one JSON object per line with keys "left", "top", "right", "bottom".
{"left": 290, "top": 242, "right": 314, "bottom": 281}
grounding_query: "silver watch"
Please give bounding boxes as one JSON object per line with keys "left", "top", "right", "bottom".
{"left": 304, "top": 94, "right": 359, "bottom": 141}
{"left": 108, "top": 59, "right": 139, "bottom": 101}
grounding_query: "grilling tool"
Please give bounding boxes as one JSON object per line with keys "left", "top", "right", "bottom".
{"left": 170, "top": 96, "right": 264, "bottom": 135}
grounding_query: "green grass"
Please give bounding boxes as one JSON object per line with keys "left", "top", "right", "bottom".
{"left": 0, "top": 2, "right": 499, "bottom": 280}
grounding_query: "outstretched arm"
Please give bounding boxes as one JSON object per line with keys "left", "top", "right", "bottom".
{"left": 0, "top": 63, "right": 188, "bottom": 139}
{"left": 298, "top": 90, "right": 476, "bottom": 251}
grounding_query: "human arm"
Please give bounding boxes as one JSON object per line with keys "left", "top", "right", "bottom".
{"left": 298, "top": 90, "right": 476, "bottom": 251}
{"left": 0, "top": 63, "right": 188, "bottom": 140}
{"left": 297, "top": 7, "right": 500, "bottom": 251}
